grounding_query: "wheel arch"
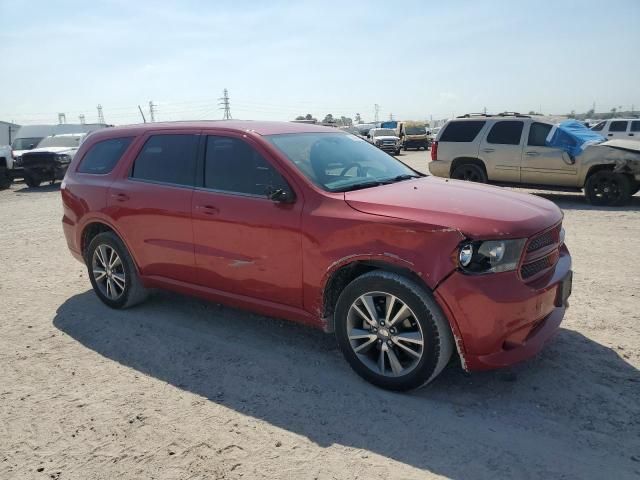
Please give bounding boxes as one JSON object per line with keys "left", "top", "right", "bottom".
{"left": 80, "top": 220, "right": 142, "bottom": 275}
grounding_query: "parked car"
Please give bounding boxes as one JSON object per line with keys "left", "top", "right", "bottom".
{"left": 22, "top": 133, "right": 86, "bottom": 187}
{"left": 403, "top": 124, "right": 429, "bottom": 151}
{"left": 590, "top": 118, "right": 640, "bottom": 140}
{"left": 429, "top": 114, "right": 640, "bottom": 206}
{"left": 368, "top": 128, "right": 401, "bottom": 155}
{"left": 62, "top": 121, "right": 571, "bottom": 391}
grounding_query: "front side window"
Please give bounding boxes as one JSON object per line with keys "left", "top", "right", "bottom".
{"left": 266, "top": 132, "right": 418, "bottom": 192}
{"left": 527, "top": 122, "right": 553, "bottom": 147}
{"left": 591, "top": 122, "right": 605, "bottom": 131}
{"left": 609, "top": 121, "right": 628, "bottom": 132}
{"left": 439, "top": 121, "right": 485, "bottom": 142}
{"left": 486, "top": 121, "right": 524, "bottom": 145}
{"left": 78, "top": 137, "right": 133, "bottom": 174}
{"left": 131, "top": 134, "right": 198, "bottom": 186}
{"left": 204, "top": 136, "right": 288, "bottom": 196}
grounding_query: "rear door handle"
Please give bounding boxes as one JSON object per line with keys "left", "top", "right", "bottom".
{"left": 525, "top": 151, "right": 540, "bottom": 156}
{"left": 629, "top": 133, "right": 635, "bottom": 136}
{"left": 195, "top": 204, "right": 219, "bottom": 215}
{"left": 110, "top": 192, "right": 129, "bottom": 202}
{"left": 482, "top": 148, "right": 495, "bottom": 153}
{"left": 608, "top": 133, "right": 613, "bottom": 136}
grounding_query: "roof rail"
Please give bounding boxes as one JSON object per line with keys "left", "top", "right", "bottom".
{"left": 456, "top": 113, "right": 492, "bottom": 118}
{"left": 497, "top": 111, "right": 530, "bottom": 118}
{"left": 456, "top": 112, "right": 532, "bottom": 119}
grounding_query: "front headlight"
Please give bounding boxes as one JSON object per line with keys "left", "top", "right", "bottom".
{"left": 56, "top": 154, "right": 71, "bottom": 163}
{"left": 457, "top": 238, "right": 526, "bottom": 274}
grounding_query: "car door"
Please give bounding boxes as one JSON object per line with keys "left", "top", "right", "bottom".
{"left": 606, "top": 120, "right": 629, "bottom": 139}
{"left": 191, "top": 133, "right": 304, "bottom": 307}
{"left": 520, "top": 122, "right": 578, "bottom": 187}
{"left": 108, "top": 131, "right": 200, "bottom": 283}
{"left": 478, "top": 120, "right": 524, "bottom": 183}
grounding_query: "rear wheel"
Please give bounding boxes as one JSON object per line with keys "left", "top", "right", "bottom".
{"left": 335, "top": 271, "right": 453, "bottom": 391}
{"left": 86, "top": 232, "right": 148, "bottom": 309}
{"left": 24, "top": 172, "right": 41, "bottom": 188}
{"left": 451, "top": 163, "right": 487, "bottom": 183}
{"left": 584, "top": 171, "right": 632, "bottom": 206}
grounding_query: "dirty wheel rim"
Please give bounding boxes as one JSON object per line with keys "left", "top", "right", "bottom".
{"left": 92, "top": 244, "right": 126, "bottom": 300}
{"left": 347, "top": 291, "right": 424, "bottom": 377}
{"left": 592, "top": 177, "right": 621, "bottom": 204}
{"left": 453, "top": 166, "right": 482, "bottom": 182}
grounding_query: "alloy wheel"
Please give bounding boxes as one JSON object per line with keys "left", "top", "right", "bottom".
{"left": 346, "top": 291, "right": 424, "bottom": 377}
{"left": 91, "top": 244, "right": 126, "bottom": 300}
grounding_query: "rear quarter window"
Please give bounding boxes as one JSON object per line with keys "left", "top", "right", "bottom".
{"left": 439, "top": 121, "right": 486, "bottom": 142}
{"left": 77, "top": 137, "right": 134, "bottom": 174}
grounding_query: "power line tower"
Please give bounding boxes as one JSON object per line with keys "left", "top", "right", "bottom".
{"left": 58, "top": 113, "right": 66, "bottom": 124}
{"left": 219, "top": 89, "right": 232, "bottom": 119}
{"left": 389, "top": 113, "right": 394, "bottom": 121}
{"left": 374, "top": 104, "right": 380, "bottom": 123}
{"left": 79, "top": 114, "right": 86, "bottom": 125}
{"left": 149, "top": 101, "right": 156, "bottom": 122}
{"left": 97, "top": 104, "right": 105, "bottom": 124}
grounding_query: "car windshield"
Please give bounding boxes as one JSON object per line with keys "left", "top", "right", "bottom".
{"left": 37, "top": 135, "right": 83, "bottom": 148}
{"left": 372, "top": 129, "right": 396, "bottom": 137}
{"left": 11, "top": 137, "right": 43, "bottom": 150}
{"left": 406, "top": 126, "right": 426, "bottom": 135}
{"left": 266, "top": 132, "right": 419, "bottom": 192}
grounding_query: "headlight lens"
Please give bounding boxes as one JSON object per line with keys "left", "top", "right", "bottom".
{"left": 56, "top": 154, "right": 71, "bottom": 162}
{"left": 457, "top": 239, "right": 526, "bottom": 274}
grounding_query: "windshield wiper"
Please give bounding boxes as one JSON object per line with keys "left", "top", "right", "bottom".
{"left": 387, "top": 174, "right": 420, "bottom": 182}
{"left": 331, "top": 180, "right": 387, "bottom": 192}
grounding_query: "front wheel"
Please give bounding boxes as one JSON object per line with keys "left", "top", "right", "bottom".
{"left": 451, "top": 163, "right": 487, "bottom": 183}
{"left": 87, "top": 232, "right": 148, "bottom": 309}
{"left": 0, "top": 169, "right": 11, "bottom": 190}
{"left": 335, "top": 271, "right": 453, "bottom": 391}
{"left": 584, "top": 171, "right": 632, "bottom": 206}
{"left": 23, "top": 172, "right": 41, "bottom": 188}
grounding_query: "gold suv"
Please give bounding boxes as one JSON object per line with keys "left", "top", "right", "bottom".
{"left": 429, "top": 113, "right": 640, "bottom": 206}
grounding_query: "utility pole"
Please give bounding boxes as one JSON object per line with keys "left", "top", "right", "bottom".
{"left": 79, "top": 114, "right": 86, "bottom": 125}
{"left": 219, "top": 89, "right": 232, "bottom": 119}
{"left": 374, "top": 104, "right": 380, "bottom": 123}
{"left": 149, "top": 100, "right": 156, "bottom": 122}
{"left": 389, "top": 113, "right": 394, "bottom": 121}
{"left": 58, "top": 113, "right": 66, "bottom": 124}
{"left": 483, "top": 106, "right": 487, "bottom": 115}
{"left": 97, "top": 104, "right": 105, "bottom": 124}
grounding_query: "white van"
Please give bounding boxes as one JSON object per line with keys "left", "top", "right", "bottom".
{"left": 591, "top": 118, "right": 640, "bottom": 140}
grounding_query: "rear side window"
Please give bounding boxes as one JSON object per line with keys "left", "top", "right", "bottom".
{"left": 77, "top": 137, "right": 133, "bottom": 174}
{"left": 439, "top": 121, "right": 485, "bottom": 142}
{"left": 609, "top": 121, "right": 628, "bottom": 132}
{"left": 131, "top": 134, "right": 198, "bottom": 186}
{"left": 204, "top": 136, "right": 288, "bottom": 196}
{"left": 527, "top": 122, "right": 553, "bottom": 147}
{"left": 487, "top": 121, "right": 523, "bottom": 145}
{"left": 631, "top": 121, "right": 640, "bottom": 132}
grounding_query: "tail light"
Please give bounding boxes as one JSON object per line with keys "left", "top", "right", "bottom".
{"left": 431, "top": 141, "right": 438, "bottom": 161}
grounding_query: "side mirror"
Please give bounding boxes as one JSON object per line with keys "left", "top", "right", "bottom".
{"left": 561, "top": 152, "right": 575, "bottom": 165}
{"left": 268, "top": 187, "right": 295, "bottom": 203}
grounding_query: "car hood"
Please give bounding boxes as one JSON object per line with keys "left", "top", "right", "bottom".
{"left": 344, "top": 176, "right": 562, "bottom": 239}
{"left": 597, "top": 139, "right": 640, "bottom": 153}
{"left": 24, "top": 146, "right": 77, "bottom": 155}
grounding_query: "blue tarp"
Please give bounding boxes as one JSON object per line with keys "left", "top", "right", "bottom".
{"left": 545, "top": 120, "right": 605, "bottom": 158}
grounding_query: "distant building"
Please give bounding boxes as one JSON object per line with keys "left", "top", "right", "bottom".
{"left": 0, "top": 121, "right": 21, "bottom": 146}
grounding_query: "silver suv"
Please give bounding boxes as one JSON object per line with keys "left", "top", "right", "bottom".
{"left": 429, "top": 113, "right": 640, "bottom": 206}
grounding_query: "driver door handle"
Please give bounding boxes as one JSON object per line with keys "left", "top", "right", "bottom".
{"left": 482, "top": 148, "right": 495, "bottom": 153}
{"left": 525, "top": 151, "right": 540, "bottom": 156}
{"left": 195, "top": 204, "right": 220, "bottom": 215}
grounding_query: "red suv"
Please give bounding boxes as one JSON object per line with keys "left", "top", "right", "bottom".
{"left": 61, "top": 121, "right": 572, "bottom": 390}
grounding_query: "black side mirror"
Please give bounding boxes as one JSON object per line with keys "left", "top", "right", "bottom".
{"left": 268, "top": 187, "right": 295, "bottom": 203}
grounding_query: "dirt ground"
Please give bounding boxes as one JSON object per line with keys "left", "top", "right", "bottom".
{"left": 1, "top": 151, "right": 639, "bottom": 479}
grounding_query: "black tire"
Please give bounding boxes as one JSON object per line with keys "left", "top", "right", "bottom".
{"left": 395, "top": 149, "right": 401, "bottom": 156}
{"left": 0, "top": 169, "right": 11, "bottom": 190}
{"left": 451, "top": 163, "right": 487, "bottom": 183}
{"left": 86, "top": 232, "right": 148, "bottom": 309}
{"left": 584, "top": 171, "right": 632, "bottom": 206}
{"left": 23, "top": 172, "right": 41, "bottom": 188}
{"left": 335, "top": 271, "right": 453, "bottom": 391}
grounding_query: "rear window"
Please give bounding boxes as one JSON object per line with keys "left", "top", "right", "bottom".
{"left": 486, "top": 121, "right": 523, "bottom": 145}
{"left": 631, "top": 121, "right": 640, "bottom": 132}
{"left": 131, "top": 134, "right": 199, "bottom": 186}
{"left": 439, "top": 121, "right": 485, "bottom": 142}
{"left": 609, "top": 121, "right": 628, "bottom": 132}
{"left": 527, "top": 122, "right": 553, "bottom": 147}
{"left": 78, "top": 137, "right": 133, "bottom": 174}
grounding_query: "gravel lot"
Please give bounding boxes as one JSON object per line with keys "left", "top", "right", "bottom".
{"left": 1, "top": 151, "right": 639, "bottom": 479}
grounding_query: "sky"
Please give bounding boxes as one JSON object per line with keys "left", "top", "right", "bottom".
{"left": 0, "top": 0, "right": 638, "bottom": 125}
